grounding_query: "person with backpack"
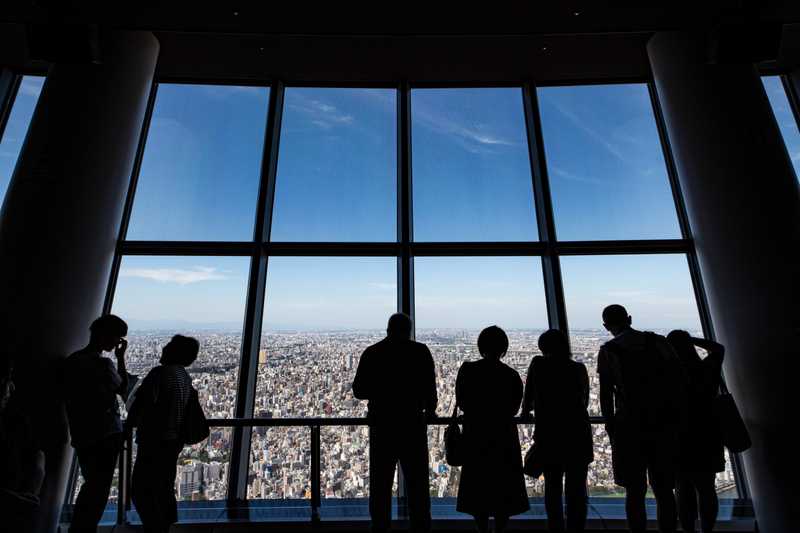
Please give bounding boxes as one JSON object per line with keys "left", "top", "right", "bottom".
{"left": 126, "top": 335, "right": 202, "bottom": 533}
{"left": 667, "top": 330, "right": 726, "bottom": 533}
{"left": 597, "top": 305, "right": 687, "bottom": 533}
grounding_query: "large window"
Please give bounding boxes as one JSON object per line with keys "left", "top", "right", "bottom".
{"left": 85, "top": 79, "right": 742, "bottom": 521}
{"left": 0, "top": 75, "right": 44, "bottom": 203}
{"left": 762, "top": 75, "right": 800, "bottom": 178}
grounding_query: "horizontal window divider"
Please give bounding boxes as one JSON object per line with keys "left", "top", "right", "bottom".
{"left": 555, "top": 239, "right": 692, "bottom": 255}
{"left": 410, "top": 242, "right": 547, "bottom": 256}
{"left": 119, "top": 241, "right": 259, "bottom": 256}
{"left": 264, "top": 242, "right": 402, "bottom": 256}
{"left": 201, "top": 416, "right": 607, "bottom": 427}
{"left": 118, "top": 240, "right": 691, "bottom": 257}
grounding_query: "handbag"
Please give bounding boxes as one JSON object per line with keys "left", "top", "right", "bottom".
{"left": 182, "top": 387, "right": 210, "bottom": 445}
{"left": 523, "top": 442, "right": 544, "bottom": 478}
{"left": 713, "top": 379, "right": 751, "bottom": 453}
{"left": 444, "top": 404, "right": 465, "bottom": 466}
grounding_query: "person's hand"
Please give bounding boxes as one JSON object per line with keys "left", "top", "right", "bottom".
{"left": 115, "top": 338, "right": 128, "bottom": 359}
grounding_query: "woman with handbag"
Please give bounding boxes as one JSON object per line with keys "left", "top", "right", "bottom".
{"left": 666, "top": 330, "right": 726, "bottom": 533}
{"left": 522, "top": 329, "right": 593, "bottom": 532}
{"left": 454, "top": 326, "right": 529, "bottom": 533}
{"left": 127, "top": 335, "right": 204, "bottom": 533}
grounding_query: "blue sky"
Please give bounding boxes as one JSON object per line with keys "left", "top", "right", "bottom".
{"left": 0, "top": 76, "right": 43, "bottom": 203}
{"left": 7, "top": 79, "right": 795, "bottom": 331}
{"left": 762, "top": 76, "right": 800, "bottom": 177}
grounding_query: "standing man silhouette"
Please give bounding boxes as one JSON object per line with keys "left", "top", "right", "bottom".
{"left": 64, "top": 315, "right": 136, "bottom": 533}
{"left": 353, "top": 313, "right": 437, "bottom": 533}
{"left": 597, "top": 305, "right": 686, "bottom": 533}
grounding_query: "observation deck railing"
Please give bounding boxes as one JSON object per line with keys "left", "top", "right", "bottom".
{"left": 114, "top": 416, "right": 608, "bottom": 526}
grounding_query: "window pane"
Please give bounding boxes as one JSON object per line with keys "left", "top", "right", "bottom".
{"left": 561, "top": 254, "right": 740, "bottom": 496}
{"left": 127, "top": 84, "right": 269, "bottom": 241}
{"left": 538, "top": 84, "right": 681, "bottom": 240}
{"left": 112, "top": 255, "right": 250, "bottom": 418}
{"left": 412, "top": 88, "right": 538, "bottom": 242}
{"left": 414, "top": 257, "right": 548, "bottom": 416}
{"left": 762, "top": 76, "right": 800, "bottom": 178}
{"left": 254, "top": 257, "right": 396, "bottom": 420}
{"left": 0, "top": 76, "right": 44, "bottom": 202}
{"left": 252, "top": 257, "right": 394, "bottom": 502}
{"left": 248, "top": 427, "right": 311, "bottom": 501}
{"left": 270, "top": 88, "right": 396, "bottom": 241}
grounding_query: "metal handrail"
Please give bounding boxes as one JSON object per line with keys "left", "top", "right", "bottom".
{"left": 117, "top": 415, "right": 609, "bottom": 526}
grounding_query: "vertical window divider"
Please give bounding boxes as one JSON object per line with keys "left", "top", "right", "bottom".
{"left": 648, "top": 79, "right": 751, "bottom": 500}
{"left": 522, "top": 83, "right": 568, "bottom": 334}
{"left": 396, "top": 81, "right": 413, "bottom": 517}
{"left": 0, "top": 70, "right": 22, "bottom": 147}
{"left": 780, "top": 73, "right": 800, "bottom": 152}
{"left": 228, "top": 82, "right": 285, "bottom": 502}
{"left": 398, "top": 82, "right": 414, "bottom": 325}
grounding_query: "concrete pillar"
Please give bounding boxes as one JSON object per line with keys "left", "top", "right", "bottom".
{"left": 0, "top": 31, "right": 158, "bottom": 532}
{"left": 648, "top": 32, "right": 800, "bottom": 533}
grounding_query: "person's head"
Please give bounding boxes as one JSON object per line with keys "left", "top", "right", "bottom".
{"left": 160, "top": 335, "right": 200, "bottom": 366}
{"left": 602, "top": 304, "right": 631, "bottom": 336}
{"left": 666, "top": 329, "right": 700, "bottom": 364}
{"left": 538, "top": 329, "right": 571, "bottom": 359}
{"left": 0, "top": 353, "right": 14, "bottom": 412}
{"left": 386, "top": 313, "right": 413, "bottom": 340}
{"left": 89, "top": 314, "right": 128, "bottom": 352}
{"left": 478, "top": 325, "right": 509, "bottom": 360}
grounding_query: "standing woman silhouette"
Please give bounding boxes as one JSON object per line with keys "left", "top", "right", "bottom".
{"left": 667, "top": 330, "right": 725, "bottom": 533}
{"left": 522, "top": 329, "right": 593, "bottom": 532}
{"left": 455, "top": 326, "right": 529, "bottom": 533}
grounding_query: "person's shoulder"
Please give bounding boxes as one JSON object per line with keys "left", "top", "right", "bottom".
{"left": 409, "top": 340, "right": 431, "bottom": 352}
{"left": 568, "top": 359, "right": 587, "bottom": 370}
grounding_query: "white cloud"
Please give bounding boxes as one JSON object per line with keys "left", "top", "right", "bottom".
{"left": 289, "top": 96, "right": 354, "bottom": 130}
{"left": 120, "top": 266, "right": 228, "bottom": 285}
{"left": 550, "top": 166, "right": 604, "bottom": 186}
{"left": 413, "top": 105, "right": 516, "bottom": 154}
{"left": 551, "top": 101, "right": 629, "bottom": 164}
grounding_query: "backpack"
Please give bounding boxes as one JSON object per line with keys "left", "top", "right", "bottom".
{"left": 606, "top": 332, "right": 684, "bottom": 432}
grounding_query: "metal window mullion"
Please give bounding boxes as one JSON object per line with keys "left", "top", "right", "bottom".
{"left": 523, "top": 83, "right": 568, "bottom": 333}
{"left": 395, "top": 82, "right": 413, "bottom": 519}
{"left": 0, "top": 70, "right": 21, "bottom": 147}
{"left": 398, "top": 82, "right": 414, "bottom": 321}
{"left": 228, "top": 82, "right": 285, "bottom": 501}
{"left": 648, "top": 79, "right": 750, "bottom": 499}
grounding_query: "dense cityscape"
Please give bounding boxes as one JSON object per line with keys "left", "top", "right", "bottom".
{"left": 76, "top": 329, "right": 737, "bottom": 505}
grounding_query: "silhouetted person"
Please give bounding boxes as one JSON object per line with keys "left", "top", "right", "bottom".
{"left": 667, "top": 331, "right": 725, "bottom": 533}
{"left": 64, "top": 315, "right": 135, "bottom": 533}
{"left": 455, "top": 326, "right": 529, "bottom": 533}
{"left": 0, "top": 353, "right": 45, "bottom": 531}
{"left": 353, "top": 313, "right": 436, "bottom": 533}
{"left": 522, "top": 329, "right": 593, "bottom": 532}
{"left": 597, "top": 305, "right": 686, "bottom": 533}
{"left": 127, "top": 335, "right": 199, "bottom": 533}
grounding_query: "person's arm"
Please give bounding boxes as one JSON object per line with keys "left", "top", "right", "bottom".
{"left": 692, "top": 337, "right": 725, "bottom": 365}
{"left": 114, "top": 339, "right": 132, "bottom": 401}
{"left": 455, "top": 362, "right": 467, "bottom": 413}
{"left": 521, "top": 359, "right": 536, "bottom": 418}
{"left": 579, "top": 363, "right": 590, "bottom": 409}
{"left": 422, "top": 345, "right": 438, "bottom": 417}
{"left": 597, "top": 348, "right": 615, "bottom": 440}
{"left": 510, "top": 370, "right": 524, "bottom": 417}
{"left": 352, "top": 348, "right": 371, "bottom": 400}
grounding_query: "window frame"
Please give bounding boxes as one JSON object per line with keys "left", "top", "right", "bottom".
{"left": 61, "top": 75, "right": 748, "bottom": 512}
